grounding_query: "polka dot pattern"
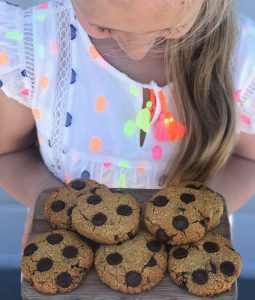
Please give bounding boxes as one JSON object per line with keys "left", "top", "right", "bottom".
{"left": 89, "top": 45, "right": 99, "bottom": 60}
{"left": 32, "top": 109, "right": 41, "bottom": 120}
{"left": 95, "top": 96, "right": 107, "bottom": 112}
{"left": 89, "top": 137, "right": 102, "bottom": 153}
{"left": 152, "top": 145, "right": 162, "bottom": 160}
{"left": 40, "top": 76, "right": 49, "bottom": 89}
{"left": 0, "top": 52, "right": 9, "bottom": 65}
{"left": 65, "top": 113, "right": 72, "bottom": 127}
{"left": 70, "top": 24, "right": 77, "bottom": 40}
{"left": 81, "top": 170, "right": 91, "bottom": 179}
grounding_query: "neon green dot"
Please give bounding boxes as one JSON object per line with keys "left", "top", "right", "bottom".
{"left": 38, "top": 45, "right": 45, "bottom": 59}
{"left": 136, "top": 108, "right": 151, "bottom": 132}
{"left": 119, "top": 161, "right": 130, "bottom": 168}
{"left": 124, "top": 120, "right": 136, "bottom": 136}
{"left": 36, "top": 14, "right": 47, "bottom": 21}
{"left": 119, "top": 173, "right": 126, "bottom": 188}
{"left": 5, "top": 32, "right": 23, "bottom": 41}
{"left": 164, "top": 119, "right": 170, "bottom": 125}
{"left": 146, "top": 101, "right": 153, "bottom": 108}
{"left": 129, "top": 84, "right": 140, "bottom": 97}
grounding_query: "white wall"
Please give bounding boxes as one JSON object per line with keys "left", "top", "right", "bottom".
{"left": 0, "top": 0, "right": 255, "bottom": 278}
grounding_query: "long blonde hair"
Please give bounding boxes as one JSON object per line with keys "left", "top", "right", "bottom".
{"left": 163, "top": 0, "right": 239, "bottom": 185}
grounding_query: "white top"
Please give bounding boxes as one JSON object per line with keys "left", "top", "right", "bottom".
{"left": 0, "top": 0, "right": 255, "bottom": 188}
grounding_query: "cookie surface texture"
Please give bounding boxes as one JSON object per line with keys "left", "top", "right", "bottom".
{"left": 168, "top": 232, "right": 242, "bottom": 296}
{"left": 144, "top": 185, "right": 224, "bottom": 245}
{"left": 22, "top": 230, "right": 94, "bottom": 294}
{"left": 72, "top": 188, "right": 141, "bottom": 244}
{"left": 95, "top": 230, "right": 167, "bottom": 294}
{"left": 44, "top": 179, "right": 106, "bottom": 229}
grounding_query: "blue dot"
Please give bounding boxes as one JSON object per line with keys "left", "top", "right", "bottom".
{"left": 70, "top": 24, "right": 77, "bottom": 40}
{"left": 0, "top": 80, "right": 3, "bottom": 88}
{"left": 21, "top": 70, "right": 27, "bottom": 77}
{"left": 81, "top": 170, "right": 91, "bottom": 179}
{"left": 65, "top": 112, "right": 72, "bottom": 127}
{"left": 5, "top": 2, "right": 19, "bottom": 6}
{"left": 48, "top": 140, "right": 52, "bottom": 147}
{"left": 71, "top": 69, "right": 77, "bottom": 84}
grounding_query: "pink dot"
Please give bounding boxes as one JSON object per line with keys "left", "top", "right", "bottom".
{"left": 71, "top": 151, "right": 79, "bottom": 163}
{"left": 240, "top": 114, "right": 251, "bottom": 125}
{"left": 152, "top": 145, "right": 162, "bottom": 160}
{"left": 39, "top": 2, "right": 48, "bottom": 9}
{"left": 20, "top": 89, "right": 29, "bottom": 96}
{"left": 50, "top": 40, "right": 58, "bottom": 54}
{"left": 103, "top": 162, "right": 112, "bottom": 168}
{"left": 234, "top": 90, "right": 241, "bottom": 103}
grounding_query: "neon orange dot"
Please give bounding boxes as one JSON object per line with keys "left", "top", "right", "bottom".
{"left": 89, "top": 45, "right": 99, "bottom": 60}
{"left": 89, "top": 137, "right": 102, "bottom": 153}
{"left": 40, "top": 76, "right": 49, "bottom": 89}
{"left": 137, "top": 167, "right": 145, "bottom": 173}
{"left": 32, "top": 108, "right": 41, "bottom": 120}
{"left": 95, "top": 96, "right": 107, "bottom": 112}
{"left": 0, "top": 52, "right": 9, "bottom": 65}
{"left": 65, "top": 173, "right": 71, "bottom": 184}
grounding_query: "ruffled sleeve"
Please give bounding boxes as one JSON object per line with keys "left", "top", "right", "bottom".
{"left": 234, "top": 14, "right": 255, "bottom": 134}
{"left": 0, "top": 2, "right": 30, "bottom": 107}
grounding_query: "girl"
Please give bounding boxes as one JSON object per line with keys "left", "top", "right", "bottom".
{"left": 0, "top": 0, "right": 255, "bottom": 252}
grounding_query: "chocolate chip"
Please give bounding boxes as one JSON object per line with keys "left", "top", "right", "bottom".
{"left": 63, "top": 246, "right": 78, "bottom": 258}
{"left": 156, "top": 229, "right": 170, "bottom": 243}
{"left": 23, "top": 243, "right": 37, "bottom": 256}
{"left": 51, "top": 200, "right": 65, "bottom": 212}
{"left": 87, "top": 195, "right": 102, "bottom": 205}
{"left": 173, "top": 247, "right": 188, "bottom": 259}
{"left": 37, "top": 258, "right": 53, "bottom": 272}
{"left": 71, "top": 180, "right": 86, "bottom": 190}
{"left": 90, "top": 188, "right": 98, "bottom": 194}
{"left": 106, "top": 252, "right": 123, "bottom": 265}
{"left": 117, "top": 205, "right": 133, "bottom": 216}
{"left": 172, "top": 215, "right": 189, "bottom": 231}
{"left": 56, "top": 272, "right": 72, "bottom": 288}
{"left": 92, "top": 213, "right": 107, "bottom": 226}
{"left": 46, "top": 233, "right": 63, "bottom": 245}
{"left": 146, "top": 256, "right": 157, "bottom": 267}
{"left": 210, "top": 263, "right": 217, "bottom": 274}
{"left": 125, "top": 271, "right": 142, "bottom": 287}
{"left": 165, "top": 244, "right": 173, "bottom": 253}
{"left": 220, "top": 261, "right": 235, "bottom": 276}
{"left": 199, "top": 220, "right": 208, "bottom": 229}
{"left": 203, "top": 242, "right": 219, "bottom": 253}
{"left": 127, "top": 231, "right": 135, "bottom": 239}
{"left": 117, "top": 241, "right": 123, "bottom": 246}
{"left": 153, "top": 196, "right": 169, "bottom": 207}
{"left": 185, "top": 184, "right": 203, "bottom": 190}
{"left": 147, "top": 240, "right": 162, "bottom": 252}
{"left": 180, "top": 193, "right": 196, "bottom": 204}
{"left": 192, "top": 269, "right": 208, "bottom": 284}
{"left": 67, "top": 206, "right": 75, "bottom": 217}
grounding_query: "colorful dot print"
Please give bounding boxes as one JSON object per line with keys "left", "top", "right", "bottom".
{"left": 124, "top": 120, "right": 136, "bottom": 137}
{"left": 71, "top": 69, "right": 77, "bottom": 84}
{"left": 65, "top": 113, "right": 72, "bottom": 127}
{"left": 65, "top": 173, "right": 71, "bottom": 184}
{"left": 38, "top": 45, "right": 45, "bottom": 59}
{"left": 81, "top": 170, "right": 91, "bottom": 179}
{"left": 95, "top": 96, "right": 107, "bottom": 112}
{"left": 0, "top": 52, "right": 9, "bottom": 65}
{"left": 89, "top": 45, "right": 99, "bottom": 60}
{"left": 40, "top": 76, "right": 49, "bottom": 89}
{"left": 118, "top": 161, "right": 130, "bottom": 168}
{"left": 89, "top": 137, "right": 102, "bottom": 153}
{"left": 0, "top": 80, "right": 3, "bottom": 88}
{"left": 240, "top": 114, "right": 251, "bottom": 125}
{"left": 20, "top": 89, "right": 29, "bottom": 96}
{"left": 38, "top": 2, "right": 48, "bottom": 9}
{"left": 136, "top": 167, "right": 145, "bottom": 173}
{"left": 21, "top": 69, "right": 27, "bottom": 77}
{"left": 129, "top": 84, "right": 140, "bottom": 97}
{"left": 36, "top": 14, "right": 47, "bottom": 21}
{"left": 50, "top": 40, "right": 58, "bottom": 54}
{"left": 103, "top": 162, "right": 112, "bottom": 168}
{"left": 70, "top": 24, "right": 77, "bottom": 40}
{"left": 152, "top": 145, "right": 162, "bottom": 160}
{"left": 32, "top": 108, "right": 41, "bottom": 120}
{"left": 5, "top": 31, "right": 23, "bottom": 41}
{"left": 119, "top": 173, "right": 126, "bottom": 188}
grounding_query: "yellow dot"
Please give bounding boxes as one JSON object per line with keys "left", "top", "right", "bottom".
{"left": 95, "top": 96, "right": 107, "bottom": 112}
{"left": 0, "top": 52, "right": 9, "bottom": 65}
{"left": 32, "top": 108, "right": 41, "bottom": 120}
{"left": 89, "top": 137, "right": 102, "bottom": 153}
{"left": 89, "top": 45, "right": 99, "bottom": 60}
{"left": 40, "top": 76, "right": 49, "bottom": 89}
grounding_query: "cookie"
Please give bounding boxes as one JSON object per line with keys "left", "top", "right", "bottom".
{"left": 95, "top": 230, "right": 167, "bottom": 294}
{"left": 72, "top": 188, "right": 141, "bottom": 244}
{"left": 22, "top": 230, "right": 94, "bottom": 294}
{"left": 44, "top": 178, "right": 106, "bottom": 229}
{"left": 168, "top": 232, "right": 242, "bottom": 296}
{"left": 144, "top": 185, "right": 224, "bottom": 245}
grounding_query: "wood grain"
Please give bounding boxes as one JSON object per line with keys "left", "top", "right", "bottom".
{"left": 21, "top": 188, "right": 237, "bottom": 300}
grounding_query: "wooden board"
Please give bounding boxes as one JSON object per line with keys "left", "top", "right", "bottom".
{"left": 21, "top": 188, "right": 238, "bottom": 300}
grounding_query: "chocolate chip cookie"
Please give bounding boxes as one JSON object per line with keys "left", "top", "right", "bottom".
{"left": 144, "top": 185, "right": 224, "bottom": 245}
{"left": 44, "top": 179, "right": 106, "bottom": 229}
{"left": 168, "top": 232, "right": 242, "bottom": 296}
{"left": 22, "top": 230, "right": 94, "bottom": 294}
{"left": 95, "top": 230, "right": 167, "bottom": 294}
{"left": 72, "top": 188, "right": 141, "bottom": 244}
